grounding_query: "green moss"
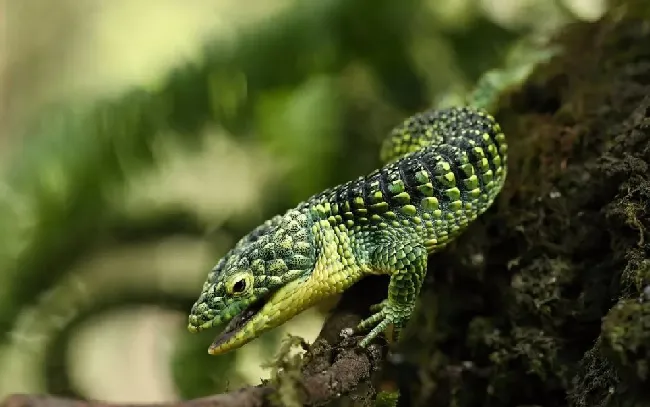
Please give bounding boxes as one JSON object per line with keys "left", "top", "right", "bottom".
{"left": 510, "top": 257, "right": 575, "bottom": 320}
{"left": 263, "top": 334, "right": 307, "bottom": 407}
{"left": 620, "top": 252, "right": 650, "bottom": 299}
{"left": 602, "top": 299, "right": 650, "bottom": 381}
{"left": 374, "top": 390, "right": 400, "bottom": 407}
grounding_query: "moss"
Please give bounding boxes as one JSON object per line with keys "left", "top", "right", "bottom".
{"left": 374, "top": 390, "right": 400, "bottom": 407}
{"left": 568, "top": 342, "right": 622, "bottom": 407}
{"left": 263, "top": 334, "right": 307, "bottom": 407}
{"left": 396, "top": 8, "right": 650, "bottom": 407}
{"left": 510, "top": 257, "right": 576, "bottom": 321}
{"left": 602, "top": 299, "right": 650, "bottom": 381}
{"left": 620, "top": 251, "right": 650, "bottom": 303}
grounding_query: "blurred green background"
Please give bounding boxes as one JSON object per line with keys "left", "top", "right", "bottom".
{"left": 0, "top": 0, "right": 606, "bottom": 403}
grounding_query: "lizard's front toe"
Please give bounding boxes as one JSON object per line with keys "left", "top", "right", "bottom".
{"left": 355, "top": 301, "right": 412, "bottom": 347}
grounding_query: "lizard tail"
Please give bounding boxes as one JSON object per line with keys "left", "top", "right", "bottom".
{"left": 375, "top": 106, "right": 508, "bottom": 235}
{"left": 379, "top": 106, "right": 507, "bottom": 169}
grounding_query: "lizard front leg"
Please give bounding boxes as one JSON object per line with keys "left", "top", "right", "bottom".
{"left": 356, "top": 242, "right": 428, "bottom": 347}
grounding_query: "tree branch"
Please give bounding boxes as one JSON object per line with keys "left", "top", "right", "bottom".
{"left": 1, "top": 278, "right": 390, "bottom": 407}
{"left": 0, "top": 390, "right": 273, "bottom": 407}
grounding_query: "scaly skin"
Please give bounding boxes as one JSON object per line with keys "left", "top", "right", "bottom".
{"left": 187, "top": 106, "right": 508, "bottom": 355}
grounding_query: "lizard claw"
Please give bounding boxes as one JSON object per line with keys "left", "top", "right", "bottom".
{"left": 368, "top": 299, "right": 389, "bottom": 313}
{"left": 355, "top": 300, "right": 412, "bottom": 347}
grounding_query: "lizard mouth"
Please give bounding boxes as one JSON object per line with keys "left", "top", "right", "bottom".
{"left": 208, "top": 295, "right": 268, "bottom": 352}
{"left": 205, "top": 275, "right": 319, "bottom": 355}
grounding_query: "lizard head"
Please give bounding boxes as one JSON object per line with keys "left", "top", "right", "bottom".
{"left": 187, "top": 209, "right": 318, "bottom": 355}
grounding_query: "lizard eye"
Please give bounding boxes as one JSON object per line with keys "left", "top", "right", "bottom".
{"left": 226, "top": 272, "right": 253, "bottom": 296}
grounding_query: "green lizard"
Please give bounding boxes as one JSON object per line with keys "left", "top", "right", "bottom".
{"left": 187, "top": 106, "right": 508, "bottom": 355}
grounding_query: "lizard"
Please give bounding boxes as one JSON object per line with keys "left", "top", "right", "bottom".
{"left": 187, "top": 105, "right": 508, "bottom": 356}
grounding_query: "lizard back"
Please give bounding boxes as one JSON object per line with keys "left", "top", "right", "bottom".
{"left": 304, "top": 106, "right": 508, "bottom": 253}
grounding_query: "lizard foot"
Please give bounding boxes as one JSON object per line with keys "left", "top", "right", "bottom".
{"left": 356, "top": 300, "right": 412, "bottom": 347}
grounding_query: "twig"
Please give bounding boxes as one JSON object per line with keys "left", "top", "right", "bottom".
{"left": 1, "top": 277, "right": 389, "bottom": 407}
